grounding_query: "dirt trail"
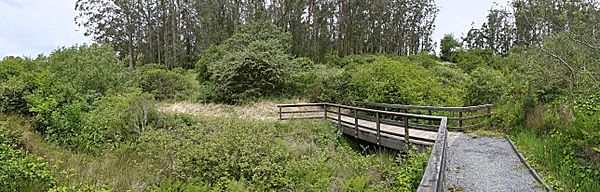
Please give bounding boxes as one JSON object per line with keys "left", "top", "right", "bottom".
{"left": 157, "top": 100, "right": 290, "bottom": 121}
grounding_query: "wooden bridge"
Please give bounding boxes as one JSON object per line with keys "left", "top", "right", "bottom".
{"left": 276, "top": 102, "right": 548, "bottom": 192}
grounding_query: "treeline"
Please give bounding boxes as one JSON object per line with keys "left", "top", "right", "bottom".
{"left": 462, "top": 0, "right": 600, "bottom": 55}
{"left": 75, "top": 0, "right": 438, "bottom": 68}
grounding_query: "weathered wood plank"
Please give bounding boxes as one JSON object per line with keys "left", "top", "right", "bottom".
{"left": 418, "top": 117, "right": 448, "bottom": 192}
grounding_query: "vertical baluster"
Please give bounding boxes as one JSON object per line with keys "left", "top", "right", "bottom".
{"left": 278, "top": 106, "right": 282, "bottom": 120}
{"left": 404, "top": 115, "right": 410, "bottom": 144}
{"left": 459, "top": 111, "right": 463, "bottom": 129}
{"left": 376, "top": 112, "right": 381, "bottom": 145}
{"left": 338, "top": 106, "right": 341, "bottom": 127}
{"left": 323, "top": 104, "right": 327, "bottom": 120}
{"left": 354, "top": 108, "right": 358, "bottom": 138}
{"left": 487, "top": 106, "right": 492, "bottom": 126}
{"left": 428, "top": 110, "right": 433, "bottom": 125}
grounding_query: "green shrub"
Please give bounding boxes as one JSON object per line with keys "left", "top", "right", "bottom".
{"left": 139, "top": 68, "right": 191, "bottom": 100}
{"left": 454, "top": 49, "right": 494, "bottom": 73}
{"left": 388, "top": 146, "right": 429, "bottom": 191}
{"left": 196, "top": 45, "right": 223, "bottom": 82}
{"left": 27, "top": 72, "right": 89, "bottom": 150}
{"left": 205, "top": 21, "right": 294, "bottom": 103}
{"left": 0, "top": 126, "right": 56, "bottom": 191}
{"left": 210, "top": 40, "right": 292, "bottom": 103}
{"left": 0, "top": 78, "right": 31, "bottom": 114}
{"left": 349, "top": 56, "right": 461, "bottom": 106}
{"left": 81, "top": 90, "right": 156, "bottom": 152}
{"left": 464, "top": 67, "right": 507, "bottom": 105}
{"left": 47, "top": 44, "right": 127, "bottom": 96}
{"left": 309, "top": 65, "right": 349, "bottom": 103}
{"left": 0, "top": 57, "right": 38, "bottom": 114}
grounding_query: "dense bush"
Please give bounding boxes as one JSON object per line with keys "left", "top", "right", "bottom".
{"left": 138, "top": 66, "right": 192, "bottom": 100}
{"left": 47, "top": 44, "right": 127, "bottom": 96}
{"left": 464, "top": 67, "right": 507, "bottom": 105}
{"left": 15, "top": 45, "right": 162, "bottom": 153}
{"left": 349, "top": 56, "right": 462, "bottom": 106}
{"left": 307, "top": 65, "right": 349, "bottom": 103}
{"left": 0, "top": 126, "right": 56, "bottom": 191}
{"left": 453, "top": 49, "right": 494, "bottom": 73}
{"left": 195, "top": 45, "right": 222, "bottom": 82}
{"left": 81, "top": 90, "right": 156, "bottom": 151}
{"left": 389, "top": 146, "right": 430, "bottom": 191}
{"left": 207, "top": 21, "right": 294, "bottom": 103}
{"left": 0, "top": 57, "right": 38, "bottom": 114}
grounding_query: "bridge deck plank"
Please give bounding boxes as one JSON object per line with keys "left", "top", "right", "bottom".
{"left": 281, "top": 112, "right": 438, "bottom": 142}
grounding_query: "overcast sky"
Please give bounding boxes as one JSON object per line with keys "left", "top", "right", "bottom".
{"left": 0, "top": 0, "right": 507, "bottom": 58}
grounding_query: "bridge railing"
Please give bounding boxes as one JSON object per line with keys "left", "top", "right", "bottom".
{"left": 354, "top": 101, "right": 492, "bottom": 130}
{"left": 277, "top": 102, "right": 449, "bottom": 192}
{"left": 277, "top": 103, "right": 445, "bottom": 146}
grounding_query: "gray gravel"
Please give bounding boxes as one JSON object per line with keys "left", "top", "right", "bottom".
{"left": 444, "top": 133, "right": 545, "bottom": 192}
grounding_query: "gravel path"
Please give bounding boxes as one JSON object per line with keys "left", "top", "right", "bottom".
{"left": 444, "top": 133, "right": 545, "bottom": 192}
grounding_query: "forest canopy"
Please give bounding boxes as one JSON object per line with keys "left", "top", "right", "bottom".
{"left": 75, "top": 0, "right": 438, "bottom": 68}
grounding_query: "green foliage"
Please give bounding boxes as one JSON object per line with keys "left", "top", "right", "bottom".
{"left": 138, "top": 67, "right": 192, "bottom": 100}
{"left": 513, "top": 130, "right": 600, "bottom": 191}
{"left": 310, "top": 65, "right": 349, "bottom": 103}
{"left": 454, "top": 49, "right": 494, "bottom": 73}
{"left": 223, "top": 21, "right": 292, "bottom": 52}
{"left": 0, "top": 57, "right": 38, "bottom": 114}
{"left": 388, "top": 146, "right": 430, "bottom": 191}
{"left": 208, "top": 21, "right": 293, "bottom": 103}
{"left": 349, "top": 56, "right": 462, "bottom": 106}
{"left": 0, "top": 126, "right": 56, "bottom": 191}
{"left": 133, "top": 115, "right": 426, "bottom": 191}
{"left": 464, "top": 67, "right": 507, "bottom": 105}
{"left": 47, "top": 44, "right": 127, "bottom": 96}
{"left": 81, "top": 90, "right": 156, "bottom": 152}
{"left": 196, "top": 45, "right": 222, "bottom": 83}
{"left": 440, "top": 34, "right": 461, "bottom": 62}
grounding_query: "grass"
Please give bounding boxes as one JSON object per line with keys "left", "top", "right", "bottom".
{"left": 0, "top": 114, "right": 162, "bottom": 190}
{"left": 511, "top": 129, "right": 600, "bottom": 191}
{"left": 1, "top": 112, "right": 430, "bottom": 191}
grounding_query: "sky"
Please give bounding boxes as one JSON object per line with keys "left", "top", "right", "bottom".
{"left": 433, "top": 0, "right": 508, "bottom": 52}
{"left": 0, "top": 0, "right": 506, "bottom": 58}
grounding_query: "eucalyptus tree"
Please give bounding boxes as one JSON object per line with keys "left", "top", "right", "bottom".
{"left": 76, "top": 0, "right": 439, "bottom": 64}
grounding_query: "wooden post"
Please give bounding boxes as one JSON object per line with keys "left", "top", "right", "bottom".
{"left": 323, "top": 104, "right": 327, "bottom": 120}
{"left": 278, "top": 106, "right": 282, "bottom": 120}
{"left": 337, "top": 106, "right": 341, "bottom": 127}
{"left": 376, "top": 112, "right": 381, "bottom": 145}
{"left": 459, "top": 111, "right": 463, "bottom": 129}
{"left": 404, "top": 115, "right": 410, "bottom": 144}
{"left": 354, "top": 108, "right": 358, "bottom": 138}
{"left": 428, "top": 110, "right": 433, "bottom": 125}
{"left": 486, "top": 106, "right": 492, "bottom": 126}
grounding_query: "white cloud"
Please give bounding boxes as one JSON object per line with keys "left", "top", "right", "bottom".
{"left": 0, "top": 0, "right": 90, "bottom": 58}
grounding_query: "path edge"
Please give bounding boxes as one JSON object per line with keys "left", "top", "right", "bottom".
{"left": 505, "top": 135, "right": 554, "bottom": 192}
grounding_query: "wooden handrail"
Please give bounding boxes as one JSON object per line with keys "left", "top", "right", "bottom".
{"left": 417, "top": 117, "right": 448, "bottom": 192}
{"left": 278, "top": 103, "right": 446, "bottom": 121}
{"left": 354, "top": 101, "right": 492, "bottom": 130}
{"left": 354, "top": 101, "right": 492, "bottom": 112}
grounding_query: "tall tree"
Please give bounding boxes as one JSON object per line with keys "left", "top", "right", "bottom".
{"left": 76, "top": 0, "right": 439, "bottom": 65}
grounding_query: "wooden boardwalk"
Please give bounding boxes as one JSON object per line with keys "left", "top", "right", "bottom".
{"left": 277, "top": 103, "right": 551, "bottom": 192}
{"left": 327, "top": 113, "right": 438, "bottom": 146}
{"left": 277, "top": 103, "right": 448, "bottom": 148}
{"left": 277, "top": 103, "right": 449, "bottom": 191}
